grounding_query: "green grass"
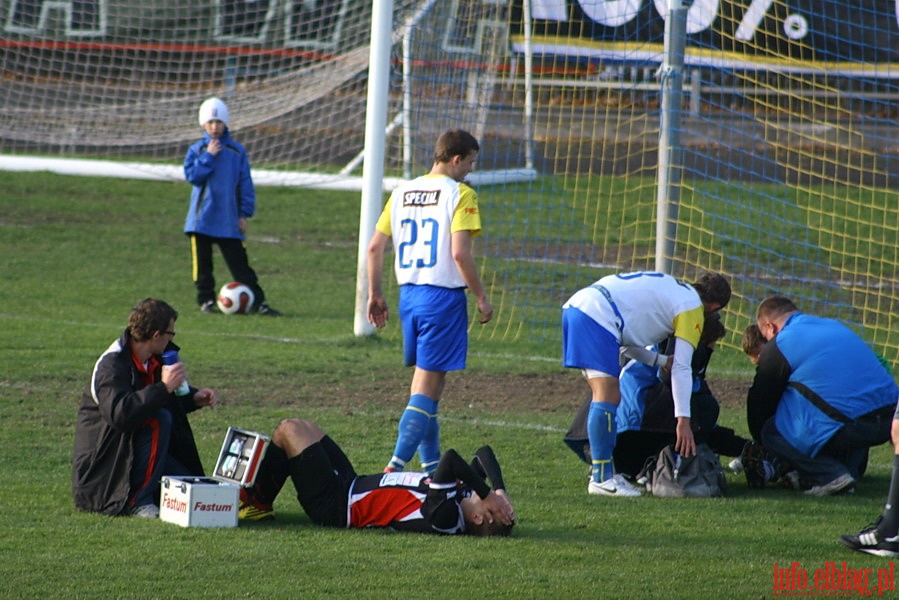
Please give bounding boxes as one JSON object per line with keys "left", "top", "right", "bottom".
{"left": 2, "top": 171, "right": 897, "bottom": 599}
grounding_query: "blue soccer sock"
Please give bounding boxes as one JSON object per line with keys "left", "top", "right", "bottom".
{"left": 418, "top": 411, "right": 440, "bottom": 476}
{"left": 387, "top": 394, "right": 438, "bottom": 471}
{"left": 588, "top": 401, "right": 618, "bottom": 483}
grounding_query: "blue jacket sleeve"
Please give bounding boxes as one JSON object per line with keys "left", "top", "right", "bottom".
{"left": 183, "top": 141, "right": 215, "bottom": 186}
{"left": 237, "top": 149, "right": 255, "bottom": 218}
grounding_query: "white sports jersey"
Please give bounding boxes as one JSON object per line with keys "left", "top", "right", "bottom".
{"left": 375, "top": 174, "right": 481, "bottom": 288}
{"left": 563, "top": 271, "right": 704, "bottom": 349}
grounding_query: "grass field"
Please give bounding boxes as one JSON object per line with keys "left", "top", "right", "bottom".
{"left": 2, "top": 171, "right": 897, "bottom": 599}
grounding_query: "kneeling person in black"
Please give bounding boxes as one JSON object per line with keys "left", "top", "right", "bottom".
{"left": 614, "top": 314, "right": 748, "bottom": 476}
{"left": 239, "top": 418, "right": 516, "bottom": 536}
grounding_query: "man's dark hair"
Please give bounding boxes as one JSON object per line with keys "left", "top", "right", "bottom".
{"left": 756, "top": 295, "right": 798, "bottom": 321}
{"left": 699, "top": 311, "right": 726, "bottom": 347}
{"left": 692, "top": 272, "right": 731, "bottom": 309}
{"left": 128, "top": 298, "right": 178, "bottom": 342}
{"left": 433, "top": 129, "right": 480, "bottom": 164}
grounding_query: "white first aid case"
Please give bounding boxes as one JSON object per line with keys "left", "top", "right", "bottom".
{"left": 159, "top": 427, "right": 270, "bottom": 528}
{"left": 160, "top": 476, "right": 239, "bottom": 528}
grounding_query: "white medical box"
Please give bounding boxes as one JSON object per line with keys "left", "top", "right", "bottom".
{"left": 159, "top": 427, "right": 270, "bottom": 528}
{"left": 160, "top": 476, "right": 239, "bottom": 528}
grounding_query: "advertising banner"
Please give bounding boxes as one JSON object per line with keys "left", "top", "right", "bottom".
{"left": 511, "top": 0, "right": 899, "bottom": 77}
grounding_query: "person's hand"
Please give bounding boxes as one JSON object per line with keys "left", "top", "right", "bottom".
{"left": 238, "top": 217, "right": 247, "bottom": 235}
{"left": 193, "top": 388, "right": 217, "bottom": 409}
{"left": 161, "top": 362, "right": 188, "bottom": 395}
{"left": 207, "top": 138, "right": 221, "bottom": 155}
{"left": 494, "top": 489, "right": 516, "bottom": 524}
{"left": 480, "top": 490, "right": 515, "bottom": 526}
{"left": 476, "top": 296, "right": 493, "bottom": 324}
{"left": 367, "top": 296, "right": 389, "bottom": 328}
{"left": 674, "top": 417, "right": 696, "bottom": 457}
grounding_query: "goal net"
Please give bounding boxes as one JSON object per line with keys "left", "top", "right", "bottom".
{"left": 1, "top": 1, "right": 379, "bottom": 171}
{"left": 494, "top": 0, "right": 899, "bottom": 360}
{"left": 0, "top": 0, "right": 533, "bottom": 182}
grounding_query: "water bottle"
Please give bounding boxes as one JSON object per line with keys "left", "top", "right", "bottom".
{"left": 161, "top": 350, "right": 190, "bottom": 396}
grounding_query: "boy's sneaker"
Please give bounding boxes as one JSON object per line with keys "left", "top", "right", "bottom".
{"left": 840, "top": 521, "right": 899, "bottom": 557}
{"left": 200, "top": 300, "right": 220, "bottom": 313}
{"left": 804, "top": 473, "right": 855, "bottom": 497}
{"left": 255, "top": 302, "right": 282, "bottom": 316}
{"left": 588, "top": 474, "right": 642, "bottom": 497}
{"left": 129, "top": 503, "right": 160, "bottom": 519}
{"left": 238, "top": 501, "right": 274, "bottom": 521}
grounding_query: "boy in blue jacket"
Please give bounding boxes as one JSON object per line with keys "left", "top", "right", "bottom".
{"left": 183, "top": 97, "right": 280, "bottom": 316}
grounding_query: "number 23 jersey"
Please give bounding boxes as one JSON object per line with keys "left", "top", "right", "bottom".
{"left": 375, "top": 174, "right": 482, "bottom": 289}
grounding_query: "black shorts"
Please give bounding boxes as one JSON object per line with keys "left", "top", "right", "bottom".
{"left": 289, "top": 439, "right": 356, "bottom": 527}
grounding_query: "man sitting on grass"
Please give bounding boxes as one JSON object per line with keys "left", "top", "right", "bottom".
{"left": 238, "top": 417, "right": 516, "bottom": 536}
{"left": 72, "top": 298, "right": 217, "bottom": 518}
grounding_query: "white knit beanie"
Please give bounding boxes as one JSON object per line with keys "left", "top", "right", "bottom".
{"left": 198, "top": 97, "right": 229, "bottom": 127}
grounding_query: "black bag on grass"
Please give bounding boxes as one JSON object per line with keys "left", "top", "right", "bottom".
{"left": 643, "top": 443, "right": 727, "bottom": 498}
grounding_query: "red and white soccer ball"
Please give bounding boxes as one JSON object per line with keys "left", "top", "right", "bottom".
{"left": 216, "top": 282, "right": 255, "bottom": 315}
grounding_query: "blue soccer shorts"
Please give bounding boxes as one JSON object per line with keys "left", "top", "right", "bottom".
{"left": 562, "top": 306, "right": 621, "bottom": 377}
{"left": 399, "top": 284, "right": 468, "bottom": 372}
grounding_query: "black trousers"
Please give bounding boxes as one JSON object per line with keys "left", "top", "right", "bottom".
{"left": 565, "top": 390, "right": 749, "bottom": 478}
{"left": 613, "top": 426, "right": 749, "bottom": 478}
{"left": 190, "top": 233, "right": 264, "bottom": 306}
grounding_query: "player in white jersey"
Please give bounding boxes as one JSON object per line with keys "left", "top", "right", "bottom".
{"left": 562, "top": 271, "right": 731, "bottom": 497}
{"left": 367, "top": 129, "right": 493, "bottom": 475}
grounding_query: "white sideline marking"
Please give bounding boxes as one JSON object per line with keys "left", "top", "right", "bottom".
{"left": 442, "top": 415, "right": 565, "bottom": 433}
{"left": 470, "top": 351, "right": 559, "bottom": 363}
{"left": 0, "top": 315, "right": 750, "bottom": 396}
{"left": 0, "top": 378, "right": 568, "bottom": 433}
{"left": 0, "top": 314, "right": 562, "bottom": 362}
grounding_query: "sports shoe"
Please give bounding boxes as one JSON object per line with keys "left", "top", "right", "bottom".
{"left": 200, "top": 300, "right": 220, "bottom": 313}
{"left": 727, "top": 457, "right": 744, "bottom": 474}
{"left": 255, "top": 302, "right": 282, "bottom": 316}
{"left": 804, "top": 473, "right": 855, "bottom": 497}
{"left": 129, "top": 503, "right": 159, "bottom": 519}
{"left": 588, "top": 474, "right": 642, "bottom": 497}
{"left": 238, "top": 501, "right": 274, "bottom": 521}
{"left": 740, "top": 441, "right": 769, "bottom": 489}
{"left": 840, "top": 521, "right": 899, "bottom": 557}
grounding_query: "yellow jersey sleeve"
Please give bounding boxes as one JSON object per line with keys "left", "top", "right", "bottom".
{"left": 450, "top": 183, "right": 481, "bottom": 236}
{"left": 374, "top": 196, "right": 393, "bottom": 236}
{"left": 672, "top": 305, "right": 705, "bottom": 348}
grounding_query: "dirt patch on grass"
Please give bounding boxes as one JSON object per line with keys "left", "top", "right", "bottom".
{"left": 443, "top": 372, "right": 749, "bottom": 414}
{"left": 271, "top": 369, "right": 750, "bottom": 417}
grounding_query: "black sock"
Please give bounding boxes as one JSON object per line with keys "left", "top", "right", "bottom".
{"left": 251, "top": 444, "right": 289, "bottom": 506}
{"left": 877, "top": 455, "right": 899, "bottom": 537}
